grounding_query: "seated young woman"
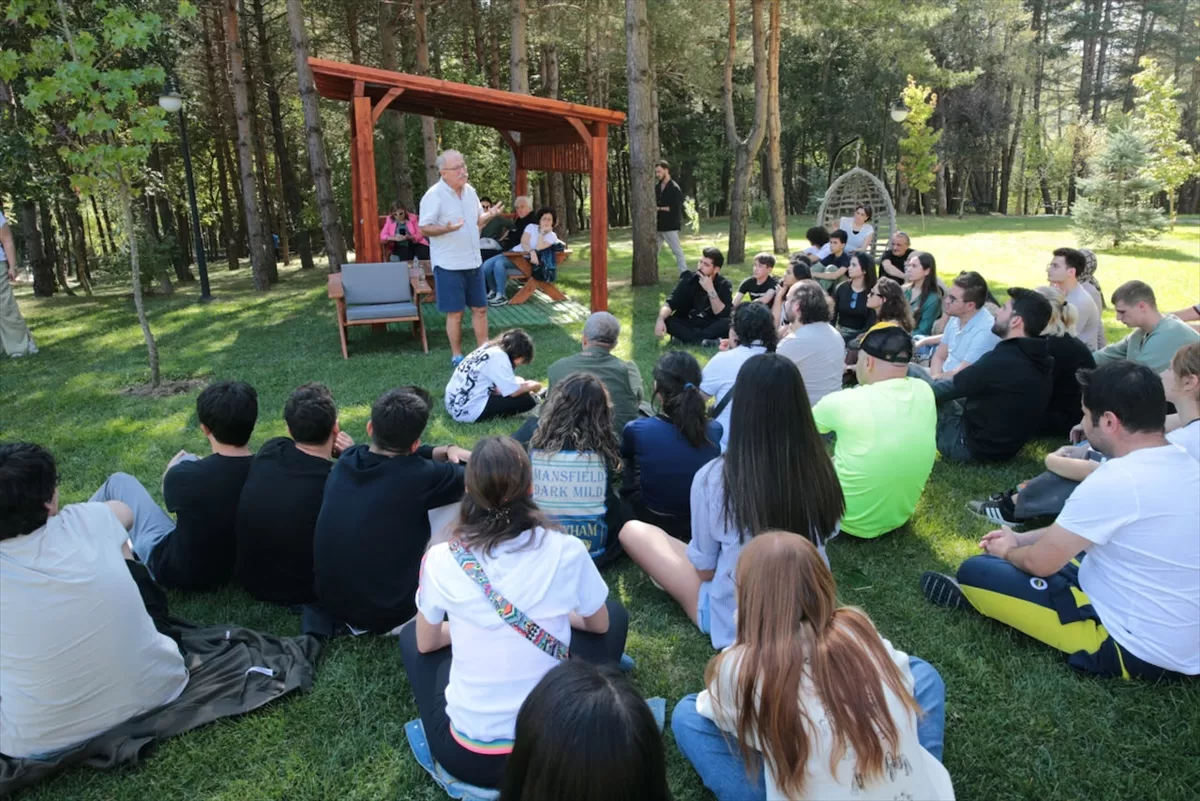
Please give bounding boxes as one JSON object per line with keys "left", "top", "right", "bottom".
{"left": 621, "top": 351, "right": 723, "bottom": 541}
{"left": 444, "top": 329, "right": 543, "bottom": 423}
{"left": 832, "top": 252, "right": 877, "bottom": 341}
{"left": 773, "top": 255, "right": 815, "bottom": 330}
{"left": 672, "top": 532, "right": 953, "bottom": 801}
{"left": 619, "top": 353, "right": 844, "bottom": 650}
{"left": 839, "top": 204, "right": 876, "bottom": 255}
{"left": 499, "top": 661, "right": 671, "bottom": 801}
{"left": 1035, "top": 285, "right": 1096, "bottom": 439}
{"left": 904, "top": 251, "right": 945, "bottom": 337}
{"left": 865, "top": 277, "right": 915, "bottom": 332}
{"left": 484, "top": 206, "right": 563, "bottom": 306}
{"left": 398, "top": 436, "right": 629, "bottom": 790}
{"left": 529, "top": 373, "right": 627, "bottom": 566}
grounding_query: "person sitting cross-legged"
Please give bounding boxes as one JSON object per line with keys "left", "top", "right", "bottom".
{"left": 653, "top": 246, "right": 734, "bottom": 346}
{"left": 908, "top": 270, "right": 1000, "bottom": 381}
{"left": 314, "top": 386, "right": 470, "bottom": 634}
{"left": 810, "top": 229, "right": 851, "bottom": 292}
{"left": 672, "top": 532, "right": 953, "bottom": 801}
{"left": 702, "top": 302, "right": 777, "bottom": 452}
{"left": 445, "top": 329, "right": 543, "bottom": 424}
{"left": 398, "top": 436, "right": 628, "bottom": 790}
{"left": 922, "top": 360, "right": 1199, "bottom": 680}
{"left": 1045, "top": 247, "right": 1101, "bottom": 352}
{"left": 0, "top": 443, "right": 189, "bottom": 759}
{"left": 776, "top": 279, "right": 845, "bottom": 406}
{"left": 621, "top": 351, "right": 723, "bottom": 542}
{"left": 813, "top": 325, "right": 936, "bottom": 539}
{"left": 90, "top": 380, "right": 258, "bottom": 591}
{"left": 619, "top": 353, "right": 844, "bottom": 650}
{"left": 732, "top": 252, "right": 779, "bottom": 308}
{"left": 234, "top": 382, "right": 354, "bottom": 606}
{"left": 1093, "top": 280, "right": 1200, "bottom": 373}
{"left": 931, "top": 287, "right": 1054, "bottom": 463}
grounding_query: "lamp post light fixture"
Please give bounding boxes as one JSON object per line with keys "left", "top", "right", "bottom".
{"left": 890, "top": 100, "right": 912, "bottom": 123}
{"left": 158, "top": 78, "right": 212, "bottom": 301}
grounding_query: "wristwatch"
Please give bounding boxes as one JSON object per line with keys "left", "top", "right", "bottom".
{"left": 707, "top": 290, "right": 718, "bottom": 299}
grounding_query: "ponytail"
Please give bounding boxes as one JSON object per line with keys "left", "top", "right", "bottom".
{"left": 653, "top": 351, "right": 712, "bottom": 449}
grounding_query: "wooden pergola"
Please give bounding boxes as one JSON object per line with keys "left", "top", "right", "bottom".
{"left": 309, "top": 58, "right": 626, "bottom": 311}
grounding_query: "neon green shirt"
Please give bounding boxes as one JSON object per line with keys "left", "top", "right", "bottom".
{"left": 812, "top": 377, "right": 937, "bottom": 538}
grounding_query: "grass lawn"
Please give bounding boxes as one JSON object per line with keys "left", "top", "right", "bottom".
{"left": 3, "top": 214, "right": 1199, "bottom": 801}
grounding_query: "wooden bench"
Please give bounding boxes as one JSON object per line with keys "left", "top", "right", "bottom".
{"left": 502, "top": 249, "right": 571, "bottom": 305}
{"left": 328, "top": 262, "right": 428, "bottom": 359}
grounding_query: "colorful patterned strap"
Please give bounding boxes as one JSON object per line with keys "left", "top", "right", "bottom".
{"left": 447, "top": 538, "right": 570, "bottom": 661}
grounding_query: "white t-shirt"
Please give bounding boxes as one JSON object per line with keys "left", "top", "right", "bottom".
{"left": 1059, "top": 445, "right": 1200, "bottom": 674}
{"left": 444, "top": 345, "right": 522, "bottom": 422}
{"left": 838, "top": 216, "right": 875, "bottom": 254}
{"left": 0, "top": 503, "right": 189, "bottom": 758}
{"left": 1167, "top": 419, "right": 1199, "bottom": 461}
{"left": 1067, "top": 283, "right": 1101, "bottom": 353}
{"left": 777, "top": 323, "right": 846, "bottom": 406}
{"left": 516, "top": 224, "right": 560, "bottom": 254}
{"left": 417, "top": 528, "right": 609, "bottom": 745}
{"left": 942, "top": 308, "right": 1000, "bottom": 373}
{"left": 419, "top": 180, "right": 483, "bottom": 270}
{"left": 697, "top": 637, "right": 954, "bottom": 801}
{"left": 1081, "top": 282, "right": 1106, "bottom": 349}
{"left": 701, "top": 344, "right": 768, "bottom": 451}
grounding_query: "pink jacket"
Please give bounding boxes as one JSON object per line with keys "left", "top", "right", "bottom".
{"left": 380, "top": 212, "right": 428, "bottom": 246}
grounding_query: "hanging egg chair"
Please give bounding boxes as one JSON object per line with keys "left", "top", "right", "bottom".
{"left": 817, "top": 165, "right": 898, "bottom": 260}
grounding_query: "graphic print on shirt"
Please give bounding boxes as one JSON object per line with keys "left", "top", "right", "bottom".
{"left": 445, "top": 348, "right": 492, "bottom": 422}
{"left": 530, "top": 450, "right": 609, "bottom": 558}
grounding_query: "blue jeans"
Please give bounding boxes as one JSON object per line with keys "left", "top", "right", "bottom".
{"left": 482, "top": 254, "right": 517, "bottom": 295}
{"left": 671, "top": 656, "right": 946, "bottom": 801}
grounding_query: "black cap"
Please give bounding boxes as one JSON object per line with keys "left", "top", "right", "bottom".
{"left": 859, "top": 323, "right": 913, "bottom": 364}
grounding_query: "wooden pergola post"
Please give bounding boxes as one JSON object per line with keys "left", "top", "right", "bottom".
{"left": 589, "top": 123, "right": 608, "bottom": 311}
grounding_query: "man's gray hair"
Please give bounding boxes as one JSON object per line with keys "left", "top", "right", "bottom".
{"left": 583, "top": 312, "right": 620, "bottom": 346}
{"left": 435, "top": 149, "right": 464, "bottom": 170}
{"left": 514, "top": 195, "right": 532, "bottom": 209}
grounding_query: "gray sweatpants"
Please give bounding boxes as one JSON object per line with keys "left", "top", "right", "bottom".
{"left": 657, "top": 230, "right": 688, "bottom": 274}
{"left": 90, "top": 456, "right": 198, "bottom": 573}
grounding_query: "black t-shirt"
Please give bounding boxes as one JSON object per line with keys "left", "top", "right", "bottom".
{"left": 821, "top": 251, "right": 851, "bottom": 271}
{"left": 499, "top": 212, "right": 537, "bottom": 249}
{"left": 737, "top": 275, "right": 779, "bottom": 303}
{"left": 655, "top": 179, "right": 684, "bottom": 232}
{"left": 151, "top": 453, "right": 254, "bottom": 591}
{"left": 234, "top": 437, "right": 333, "bottom": 605}
{"left": 833, "top": 282, "right": 872, "bottom": 335}
{"left": 666, "top": 271, "right": 734, "bottom": 322}
{"left": 880, "top": 248, "right": 912, "bottom": 281}
{"left": 313, "top": 444, "right": 465, "bottom": 632}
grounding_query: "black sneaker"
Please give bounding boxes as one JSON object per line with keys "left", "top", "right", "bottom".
{"left": 921, "top": 571, "right": 969, "bottom": 610}
{"left": 967, "top": 497, "right": 1021, "bottom": 529}
{"left": 488, "top": 295, "right": 509, "bottom": 307}
{"left": 700, "top": 338, "right": 721, "bottom": 348}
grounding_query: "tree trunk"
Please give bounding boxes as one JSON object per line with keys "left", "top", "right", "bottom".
{"left": 509, "top": 0, "right": 528, "bottom": 188}
{"left": 346, "top": 1, "right": 362, "bottom": 64}
{"left": 203, "top": 9, "right": 239, "bottom": 271}
{"left": 379, "top": 0, "right": 415, "bottom": 207}
{"left": 210, "top": 5, "right": 246, "bottom": 258}
{"left": 148, "top": 147, "right": 195, "bottom": 283}
{"left": 540, "top": 44, "right": 568, "bottom": 240}
{"left": 487, "top": 2, "right": 501, "bottom": 90}
{"left": 414, "top": 0, "right": 440, "bottom": 187}
{"left": 286, "top": 0, "right": 346, "bottom": 271}
{"left": 764, "top": 0, "right": 787, "bottom": 253}
{"left": 1123, "top": 5, "right": 1155, "bottom": 113}
{"left": 469, "top": 0, "right": 487, "bottom": 81}
{"left": 39, "top": 201, "right": 73, "bottom": 296}
{"left": 1078, "top": 0, "right": 1098, "bottom": 115}
{"left": 118, "top": 175, "right": 161, "bottom": 388}
{"left": 625, "top": 0, "right": 658, "bottom": 285}
{"left": 1030, "top": 0, "right": 1055, "bottom": 214}
{"left": 723, "top": 0, "right": 769, "bottom": 265}
{"left": 87, "top": 195, "right": 111, "bottom": 256}
{"left": 224, "top": 0, "right": 271, "bottom": 290}
{"left": 58, "top": 177, "right": 92, "bottom": 295}
{"left": 1091, "top": 0, "right": 1113, "bottom": 123}
{"left": 239, "top": 1, "right": 278, "bottom": 284}
{"left": 1000, "top": 85, "right": 1025, "bottom": 215}
{"left": 19, "top": 200, "right": 55, "bottom": 297}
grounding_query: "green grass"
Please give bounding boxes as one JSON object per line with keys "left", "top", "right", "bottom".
{"left": 3, "top": 214, "right": 1199, "bottom": 801}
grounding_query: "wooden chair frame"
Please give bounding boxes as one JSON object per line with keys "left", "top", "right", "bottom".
{"left": 503, "top": 249, "right": 571, "bottom": 305}
{"left": 328, "top": 270, "right": 429, "bottom": 359}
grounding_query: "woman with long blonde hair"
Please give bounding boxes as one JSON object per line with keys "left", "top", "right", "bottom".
{"left": 1034, "top": 285, "right": 1095, "bottom": 439}
{"left": 673, "top": 532, "right": 953, "bottom": 801}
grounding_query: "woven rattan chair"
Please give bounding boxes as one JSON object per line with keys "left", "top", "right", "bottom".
{"left": 817, "top": 167, "right": 898, "bottom": 260}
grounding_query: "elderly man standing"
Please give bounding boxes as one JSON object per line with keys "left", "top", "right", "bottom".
{"left": 419, "top": 150, "right": 507, "bottom": 365}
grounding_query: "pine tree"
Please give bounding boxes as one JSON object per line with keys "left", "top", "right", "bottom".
{"left": 1072, "top": 124, "right": 1166, "bottom": 248}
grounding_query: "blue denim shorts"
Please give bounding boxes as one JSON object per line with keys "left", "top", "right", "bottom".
{"left": 696, "top": 581, "right": 712, "bottom": 635}
{"left": 434, "top": 266, "right": 488, "bottom": 313}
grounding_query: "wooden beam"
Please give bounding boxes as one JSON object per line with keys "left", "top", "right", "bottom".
{"left": 497, "top": 129, "right": 521, "bottom": 158}
{"left": 353, "top": 79, "right": 365, "bottom": 98}
{"left": 348, "top": 106, "right": 361, "bottom": 260}
{"left": 371, "top": 87, "right": 406, "bottom": 124}
{"left": 352, "top": 96, "right": 381, "bottom": 262}
{"left": 564, "top": 117, "right": 592, "bottom": 147}
{"left": 515, "top": 169, "right": 528, "bottom": 199}
{"left": 589, "top": 123, "right": 608, "bottom": 312}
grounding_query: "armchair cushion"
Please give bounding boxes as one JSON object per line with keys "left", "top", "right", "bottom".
{"left": 345, "top": 302, "right": 420, "bottom": 322}
{"left": 342, "top": 263, "right": 413, "bottom": 305}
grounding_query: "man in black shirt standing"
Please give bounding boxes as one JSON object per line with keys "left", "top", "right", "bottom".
{"left": 654, "top": 246, "right": 734, "bottom": 346}
{"left": 90, "top": 380, "right": 259, "bottom": 591}
{"left": 235, "top": 382, "right": 354, "bottom": 606}
{"left": 655, "top": 160, "right": 687, "bottom": 276}
{"left": 313, "top": 386, "right": 470, "bottom": 633}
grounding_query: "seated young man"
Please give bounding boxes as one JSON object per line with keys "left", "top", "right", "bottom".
{"left": 1093, "top": 280, "right": 1199, "bottom": 373}
{"left": 908, "top": 271, "right": 1000, "bottom": 381}
{"left": 653, "top": 246, "right": 734, "bottom": 346}
{"left": 313, "top": 386, "right": 470, "bottom": 634}
{"left": 922, "top": 361, "right": 1200, "bottom": 680}
{"left": 810, "top": 229, "right": 851, "bottom": 291}
{"left": 0, "top": 443, "right": 189, "bottom": 759}
{"left": 733, "top": 252, "right": 778, "bottom": 307}
{"left": 235, "top": 382, "right": 354, "bottom": 606}
{"left": 90, "top": 380, "right": 258, "bottom": 591}
{"left": 812, "top": 325, "right": 936, "bottom": 538}
{"left": 931, "top": 288, "right": 1054, "bottom": 463}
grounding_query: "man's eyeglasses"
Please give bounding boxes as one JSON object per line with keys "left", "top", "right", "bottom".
{"left": 441, "top": 163, "right": 467, "bottom": 172}
{"left": 945, "top": 294, "right": 963, "bottom": 305}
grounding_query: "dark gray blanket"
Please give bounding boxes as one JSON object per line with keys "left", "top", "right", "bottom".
{"left": 0, "top": 623, "right": 321, "bottom": 796}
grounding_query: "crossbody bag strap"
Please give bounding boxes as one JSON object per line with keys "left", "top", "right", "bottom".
{"left": 709, "top": 388, "right": 734, "bottom": 420}
{"left": 447, "top": 538, "right": 570, "bottom": 661}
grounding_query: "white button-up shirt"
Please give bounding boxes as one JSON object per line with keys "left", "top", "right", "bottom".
{"left": 419, "top": 180, "right": 482, "bottom": 271}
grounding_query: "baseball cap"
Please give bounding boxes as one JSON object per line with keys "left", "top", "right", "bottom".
{"left": 859, "top": 323, "right": 913, "bottom": 364}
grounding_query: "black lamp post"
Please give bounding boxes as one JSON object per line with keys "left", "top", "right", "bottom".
{"left": 888, "top": 99, "right": 911, "bottom": 198}
{"left": 158, "top": 78, "right": 212, "bottom": 301}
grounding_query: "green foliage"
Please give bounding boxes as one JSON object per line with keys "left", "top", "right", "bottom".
{"left": 1132, "top": 56, "right": 1200, "bottom": 224}
{"left": 898, "top": 77, "right": 941, "bottom": 198}
{"left": 93, "top": 224, "right": 179, "bottom": 290}
{"left": 683, "top": 196, "right": 701, "bottom": 233}
{"left": 1073, "top": 123, "right": 1167, "bottom": 248}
